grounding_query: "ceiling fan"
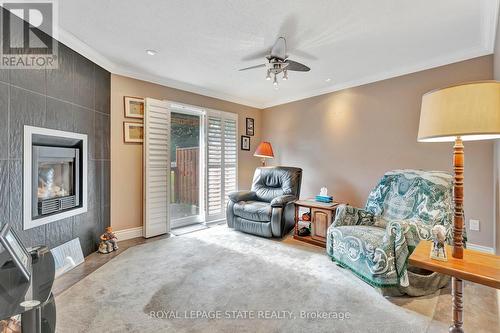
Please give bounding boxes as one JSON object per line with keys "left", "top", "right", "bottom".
{"left": 239, "top": 37, "right": 311, "bottom": 88}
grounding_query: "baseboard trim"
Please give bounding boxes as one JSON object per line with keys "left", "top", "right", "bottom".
{"left": 467, "top": 243, "right": 495, "bottom": 254}
{"left": 115, "top": 227, "right": 143, "bottom": 241}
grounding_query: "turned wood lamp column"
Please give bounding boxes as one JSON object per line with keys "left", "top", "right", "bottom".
{"left": 418, "top": 81, "right": 500, "bottom": 333}
{"left": 451, "top": 136, "right": 464, "bottom": 333}
{"left": 453, "top": 136, "right": 464, "bottom": 260}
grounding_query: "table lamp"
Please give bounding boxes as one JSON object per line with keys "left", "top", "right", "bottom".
{"left": 418, "top": 81, "right": 500, "bottom": 333}
{"left": 254, "top": 141, "right": 274, "bottom": 166}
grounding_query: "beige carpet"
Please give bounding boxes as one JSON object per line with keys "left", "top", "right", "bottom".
{"left": 55, "top": 225, "right": 499, "bottom": 333}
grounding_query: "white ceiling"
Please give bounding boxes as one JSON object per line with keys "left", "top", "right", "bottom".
{"left": 57, "top": 0, "right": 499, "bottom": 108}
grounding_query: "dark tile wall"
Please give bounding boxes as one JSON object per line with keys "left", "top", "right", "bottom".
{"left": 0, "top": 10, "right": 110, "bottom": 257}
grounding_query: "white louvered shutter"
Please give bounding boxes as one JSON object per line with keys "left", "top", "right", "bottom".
{"left": 206, "top": 110, "right": 238, "bottom": 221}
{"left": 223, "top": 118, "right": 237, "bottom": 201}
{"left": 143, "top": 98, "right": 171, "bottom": 238}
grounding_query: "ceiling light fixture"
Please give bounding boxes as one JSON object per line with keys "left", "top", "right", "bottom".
{"left": 238, "top": 37, "right": 311, "bottom": 89}
{"left": 325, "top": 78, "right": 331, "bottom": 82}
{"left": 146, "top": 49, "right": 157, "bottom": 56}
{"left": 266, "top": 70, "right": 271, "bottom": 81}
{"left": 283, "top": 70, "right": 288, "bottom": 81}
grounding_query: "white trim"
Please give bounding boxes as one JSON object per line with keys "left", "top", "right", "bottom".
{"left": 260, "top": 47, "right": 492, "bottom": 109}
{"left": 23, "top": 126, "right": 88, "bottom": 230}
{"left": 481, "top": 0, "right": 500, "bottom": 52}
{"left": 467, "top": 243, "right": 495, "bottom": 254}
{"left": 54, "top": 1, "right": 499, "bottom": 109}
{"left": 114, "top": 227, "right": 143, "bottom": 241}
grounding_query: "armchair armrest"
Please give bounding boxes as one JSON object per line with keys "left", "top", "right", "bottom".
{"left": 228, "top": 190, "right": 257, "bottom": 203}
{"left": 332, "top": 205, "right": 375, "bottom": 228}
{"left": 270, "top": 195, "right": 297, "bottom": 207}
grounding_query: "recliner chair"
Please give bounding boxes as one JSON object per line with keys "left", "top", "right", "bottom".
{"left": 327, "top": 169, "right": 454, "bottom": 296}
{"left": 226, "top": 166, "right": 302, "bottom": 238}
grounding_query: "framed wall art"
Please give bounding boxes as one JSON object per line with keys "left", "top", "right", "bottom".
{"left": 124, "top": 96, "right": 145, "bottom": 119}
{"left": 246, "top": 117, "right": 254, "bottom": 136}
{"left": 123, "top": 122, "right": 144, "bottom": 143}
{"left": 241, "top": 135, "right": 250, "bottom": 151}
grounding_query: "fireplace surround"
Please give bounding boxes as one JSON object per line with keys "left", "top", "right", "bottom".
{"left": 24, "top": 126, "right": 88, "bottom": 230}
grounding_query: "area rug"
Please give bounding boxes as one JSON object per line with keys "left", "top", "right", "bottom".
{"left": 55, "top": 225, "right": 438, "bottom": 333}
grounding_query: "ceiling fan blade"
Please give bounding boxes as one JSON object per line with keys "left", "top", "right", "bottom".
{"left": 285, "top": 60, "right": 310, "bottom": 72}
{"left": 270, "top": 37, "right": 287, "bottom": 60}
{"left": 241, "top": 50, "right": 269, "bottom": 61}
{"left": 238, "top": 64, "right": 266, "bottom": 71}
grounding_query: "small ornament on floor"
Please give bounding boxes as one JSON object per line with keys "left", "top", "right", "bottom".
{"left": 98, "top": 227, "right": 119, "bottom": 254}
{"left": 0, "top": 316, "right": 21, "bottom": 333}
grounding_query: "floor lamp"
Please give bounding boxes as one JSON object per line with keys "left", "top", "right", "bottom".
{"left": 417, "top": 81, "right": 500, "bottom": 333}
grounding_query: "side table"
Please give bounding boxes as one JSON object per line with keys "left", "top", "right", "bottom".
{"left": 409, "top": 241, "right": 500, "bottom": 332}
{"left": 293, "top": 199, "right": 341, "bottom": 248}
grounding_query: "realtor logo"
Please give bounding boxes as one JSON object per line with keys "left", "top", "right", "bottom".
{"left": 1, "top": 0, "right": 58, "bottom": 69}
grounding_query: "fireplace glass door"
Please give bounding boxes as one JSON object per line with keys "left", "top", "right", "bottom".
{"left": 32, "top": 146, "right": 80, "bottom": 218}
{"left": 38, "top": 160, "right": 74, "bottom": 200}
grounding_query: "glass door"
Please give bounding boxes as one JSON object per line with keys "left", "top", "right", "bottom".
{"left": 169, "top": 108, "right": 204, "bottom": 228}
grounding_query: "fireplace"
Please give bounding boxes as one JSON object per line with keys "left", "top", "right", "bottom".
{"left": 33, "top": 145, "right": 80, "bottom": 218}
{"left": 24, "top": 126, "right": 88, "bottom": 230}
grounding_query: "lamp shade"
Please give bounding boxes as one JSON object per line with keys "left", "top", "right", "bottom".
{"left": 418, "top": 81, "right": 500, "bottom": 142}
{"left": 254, "top": 141, "right": 274, "bottom": 158}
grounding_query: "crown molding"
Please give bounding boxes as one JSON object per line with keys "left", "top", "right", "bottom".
{"left": 58, "top": 28, "right": 263, "bottom": 109}
{"left": 481, "top": 0, "right": 500, "bottom": 52}
{"left": 259, "top": 46, "right": 493, "bottom": 109}
{"left": 56, "top": 0, "right": 499, "bottom": 110}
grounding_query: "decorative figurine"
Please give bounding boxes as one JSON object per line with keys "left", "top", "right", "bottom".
{"left": 98, "top": 227, "right": 119, "bottom": 254}
{"left": 0, "top": 316, "right": 21, "bottom": 333}
{"left": 430, "top": 225, "right": 447, "bottom": 261}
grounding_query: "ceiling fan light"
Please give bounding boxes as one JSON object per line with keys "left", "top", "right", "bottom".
{"left": 273, "top": 74, "right": 278, "bottom": 87}
{"left": 283, "top": 70, "right": 288, "bottom": 81}
{"left": 266, "top": 70, "right": 271, "bottom": 80}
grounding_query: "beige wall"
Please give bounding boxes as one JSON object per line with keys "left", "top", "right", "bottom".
{"left": 111, "top": 75, "right": 262, "bottom": 231}
{"left": 262, "top": 56, "right": 495, "bottom": 248}
{"left": 494, "top": 19, "right": 500, "bottom": 254}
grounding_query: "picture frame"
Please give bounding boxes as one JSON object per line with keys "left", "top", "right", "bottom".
{"left": 241, "top": 135, "right": 250, "bottom": 151}
{"left": 246, "top": 117, "right": 255, "bottom": 136}
{"left": 123, "top": 122, "right": 144, "bottom": 143}
{"left": 0, "top": 223, "right": 31, "bottom": 281}
{"left": 124, "top": 96, "right": 145, "bottom": 119}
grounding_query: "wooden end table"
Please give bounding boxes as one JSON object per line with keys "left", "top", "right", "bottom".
{"left": 293, "top": 199, "right": 342, "bottom": 248}
{"left": 409, "top": 241, "right": 500, "bottom": 333}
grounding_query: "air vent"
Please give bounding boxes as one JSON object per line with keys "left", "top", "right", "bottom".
{"left": 39, "top": 195, "right": 77, "bottom": 215}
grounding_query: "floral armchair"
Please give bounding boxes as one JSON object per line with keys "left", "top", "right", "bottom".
{"left": 326, "top": 169, "right": 458, "bottom": 296}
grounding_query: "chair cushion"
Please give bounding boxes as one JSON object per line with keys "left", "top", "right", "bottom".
{"left": 233, "top": 201, "right": 272, "bottom": 222}
{"left": 327, "top": 225, "right": 392, "bottom": 287}
{"left": 251, "top": 167, "right": 302, "bottom": 202}
{"left": 334, "top": 225, "right": 387, "bottom": 251}
{"left": 365, "top": 169, "right": 453, "bottom": 228}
